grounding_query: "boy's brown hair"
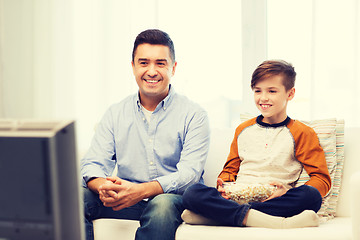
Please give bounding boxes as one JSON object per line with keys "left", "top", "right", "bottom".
{"left": 251, "top": 60, "right": 296, "bottom": 91}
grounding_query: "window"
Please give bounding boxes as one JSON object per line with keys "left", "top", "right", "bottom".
{"left": 267, "top": 0, "right": 360, "bottom": 127}
{"left": 1, "top": 0, "right": 358, "bottom": 152}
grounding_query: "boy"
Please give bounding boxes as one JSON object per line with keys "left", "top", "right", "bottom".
{"left": 182, "top": 60, "right": 331, "bottom": 228}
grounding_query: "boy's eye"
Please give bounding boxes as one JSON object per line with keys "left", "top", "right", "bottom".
{"left": 139, "top": 62, "right": 148, "bottom": 66}
{"left": 269, "top": 90, "right": 277, "bottom": 93}
{"left": 157, "top": 62, "right": 166, "bottom": 66}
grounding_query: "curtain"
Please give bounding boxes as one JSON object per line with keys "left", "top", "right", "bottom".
{"left": 267, "top": 0, "right": 360, "bottom": 127}
{"left": 0, "top": 0, "right": 3, "bottom": 118}
{"left": 1, "top": 0, "right": 358, "bottom": 153}
{"left": 0, "top": 0, "right": 248, "bottom": 151}
{"left": 311, "top": 0, "right": 360, "bottom": 127}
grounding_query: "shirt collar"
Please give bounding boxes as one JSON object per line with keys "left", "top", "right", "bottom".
{"left": 136, "top": 84, "right": 174, "bottom": 112}
{"left": 256, "top": 115, "right": 291, "bottom": 128}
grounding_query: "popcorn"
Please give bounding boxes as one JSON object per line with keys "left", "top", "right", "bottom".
{"left": 223, "top": 182, "right": 276, "bottom": 204}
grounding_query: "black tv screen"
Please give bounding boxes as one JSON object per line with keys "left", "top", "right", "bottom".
{"left": 0, "top": 120, "right": 84, "bottom": 240}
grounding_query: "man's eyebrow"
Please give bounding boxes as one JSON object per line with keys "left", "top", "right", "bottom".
{"left": 156, "top": 59, "right": 168, "bottom": 62}
{"left": 137, "top": 58, "right": 149, "bottom": 62}
{"left": 136, "top": 58, "right": 168, "bottom": 62}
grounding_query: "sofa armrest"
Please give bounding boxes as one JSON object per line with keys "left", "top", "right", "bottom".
{"left": 350, "top": 171, "right": 360, "bottom": 240}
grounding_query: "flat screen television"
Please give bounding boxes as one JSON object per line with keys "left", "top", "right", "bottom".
{"left": 0, "top": 119, "right": 84, "bottom": 240}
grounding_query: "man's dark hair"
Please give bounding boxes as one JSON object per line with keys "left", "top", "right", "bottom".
{"left": 251, "top": 60, "right": 296, "bottom": 91}
{"left": 132, "top": 29, "right": 175, "bottom": 63}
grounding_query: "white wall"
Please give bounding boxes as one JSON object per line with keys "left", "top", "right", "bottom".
{"left": 0, "top": 0, "right": 35, "bottom": 118}
{"left": 267, "top": 0, "right": 360, "bottom": 127}
{"left": 1, "top": 0, "right": 359, "bottom": 153}
{"left": 0, "top": 0, "right": 267, "bottom": 152}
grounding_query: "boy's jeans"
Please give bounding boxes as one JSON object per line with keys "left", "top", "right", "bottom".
{"left": 84, "top": 188, "right": 184, "bottom": 240}
{"left": 182, "top": 183, "right": 323, "bottom": 226}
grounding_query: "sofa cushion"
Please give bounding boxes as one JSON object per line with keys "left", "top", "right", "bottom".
{"left": 295, "top": 119, "right": 344, "bottom": 220}
{"left": 176, "top": 217, "right": 351, "bottom": 240}
{"left": 93, "top": 217, "right": 352, "bottom": 240}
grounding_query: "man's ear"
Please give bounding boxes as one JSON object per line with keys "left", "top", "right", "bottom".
{"left": 171, "top": 61, "right": 177, "bottom": 76}
{"left": 288, "top": 87, "right": 295, "bottom": 100}
{"left": 131, "top": 61, "right": 135, "bottom": 74}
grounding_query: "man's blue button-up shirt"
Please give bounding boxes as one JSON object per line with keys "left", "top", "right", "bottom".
{"left": 81, "top": 86, "right": 210, "bottom": 194}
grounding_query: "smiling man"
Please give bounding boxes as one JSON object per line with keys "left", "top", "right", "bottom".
{"left": 81, "top": 29, "right": 210, "bottom": 240}
{"left": 132, "top": 43, "right": 176, "bottom": 110}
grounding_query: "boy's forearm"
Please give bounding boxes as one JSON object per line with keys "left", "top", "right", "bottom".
{"left": 218, "top": 171, "right": 237, "bottom": 183}
{"left": 305, "top": 174, "right": 332, "bottom": 197}
{"left": 218, "top": 157, "right": 241, "bottom": 182}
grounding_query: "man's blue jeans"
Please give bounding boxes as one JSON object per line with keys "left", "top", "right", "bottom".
{"left": 84, "top": 188, "right": 184, "bottom": 240}
{"left": 182, "top": 183, "right": 322, "bottom": 226}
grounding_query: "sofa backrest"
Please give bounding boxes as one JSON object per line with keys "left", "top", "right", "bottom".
{"left": 203, "top": 127, "right": 360, "bottom": 218}
{"left": 203, "top": 128, "right": 234, "bottom": 188}
{"left": 337, "top": 127, "right": 360, "bottom": 217}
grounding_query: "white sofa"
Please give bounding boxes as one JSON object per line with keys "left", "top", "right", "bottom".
{"left": 93, "top": 126, "right": 360, "bottom": 240}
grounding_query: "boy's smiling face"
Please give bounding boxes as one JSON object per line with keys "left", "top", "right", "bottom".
{"left": 253, "top": 75, "right": 295, "bottom": 124}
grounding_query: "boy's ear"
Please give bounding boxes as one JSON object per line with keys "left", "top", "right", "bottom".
{"left": 288, "top": 88, "right": 295, "bottom": 100}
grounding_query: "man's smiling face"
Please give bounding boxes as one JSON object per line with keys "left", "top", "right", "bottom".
{"left": 132, "top": 43, "right": 177, "bottom": 106}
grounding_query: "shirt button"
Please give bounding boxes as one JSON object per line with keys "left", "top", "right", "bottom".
{"left": 150, "top": 162, "right": 154, "bottom": 165}
{"left": 149, "top": 139, "right": 152, "bottom": 143}
{"left": 142, "top": 118, "right": 145, "bottom": 121}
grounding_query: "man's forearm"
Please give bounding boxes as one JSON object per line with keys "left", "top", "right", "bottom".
{"left": 87, "top": 177, "right": 108, "bottom": 194}
{"left": 88, "top": 177, "right": 164, "bottom": 202}
{"left": 139, "top": 181, "right": 164, "bottom": 199}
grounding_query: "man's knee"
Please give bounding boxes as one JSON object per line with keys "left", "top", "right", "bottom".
{"left": 136, "top": 194, "right": 183, "bottom": 239}
{"left": 147, "top": 194, "right": 183, "bottom": 217}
